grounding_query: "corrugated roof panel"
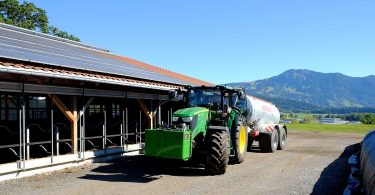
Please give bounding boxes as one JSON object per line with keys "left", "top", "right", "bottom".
{"left": 99, "top": 53, "right": 214, "bottom": 86}
{"left": 0, "top": 61, "right": 180, "bottom": 91}
{"left": 0, "top": 23, "right": 191, "bottom": 85}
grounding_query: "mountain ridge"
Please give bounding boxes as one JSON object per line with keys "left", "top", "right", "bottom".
{"left": 226, "top": 69, "right": 375, "bottom": 110}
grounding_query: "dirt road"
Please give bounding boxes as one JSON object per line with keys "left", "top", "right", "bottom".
{"left": 0, "top": 130, "right": 363, "bottom": 195}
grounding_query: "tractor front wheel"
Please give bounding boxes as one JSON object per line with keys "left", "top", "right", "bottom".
{"left": 230, "top": 115, "right": 248, "bottom": 164}
{"left": 205, "top": 130, "right": 230, "bottom": 175}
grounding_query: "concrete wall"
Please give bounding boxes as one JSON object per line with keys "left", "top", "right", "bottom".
{"left": 0, "top": 144, "right": 143, "bottom": 181}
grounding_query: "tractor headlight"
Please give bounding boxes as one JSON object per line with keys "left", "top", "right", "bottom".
{"left": 182, "top": 116, "right": 194, "bottom": 122}
{"left": 172, "top": 117, "right": 179, "bottom": 122}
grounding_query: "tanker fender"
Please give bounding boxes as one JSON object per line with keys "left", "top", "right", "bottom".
{"left": 257, "top": 124, "right": 279, "bottom": 135}
{"left": 249, "top": 124, "right": 277, "bottom": 140}
{"left": 254, "top": 124, "right": 287, "bottom": 138}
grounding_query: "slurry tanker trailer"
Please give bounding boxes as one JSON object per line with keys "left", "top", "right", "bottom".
{"left": 145, "top": 85, "right": 287, "bottom": 175}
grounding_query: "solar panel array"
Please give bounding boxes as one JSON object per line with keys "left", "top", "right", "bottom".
{"left": 0, "top": 23, "right": 191, "bottom": 85}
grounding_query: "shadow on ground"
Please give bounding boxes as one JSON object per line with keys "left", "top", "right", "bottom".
{"left": 79, "top": 155, "right": 207, "bottom": 183}
{"left": 80, "top": 142, "right": 268, "bottom": 183}
{"left": 247, "top": 145, "right": 264, "bottom": 153}
{"left": 311, "top": 143, "right": 361, "bottom": 195}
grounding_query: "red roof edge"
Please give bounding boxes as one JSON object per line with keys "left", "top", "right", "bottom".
{"left": 95, "top": 51, "right": 214, "bottom": 86}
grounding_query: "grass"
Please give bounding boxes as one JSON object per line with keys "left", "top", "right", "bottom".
{"left": 286, "top": 123, "right": 375, "bottom": 135}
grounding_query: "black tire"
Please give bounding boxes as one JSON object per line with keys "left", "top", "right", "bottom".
{"left": 205, "top": 130, "right": 230, "bottom": 175}
{"left": 278, "top": 127, "right": 287, "bottom": 150}
{"left": 229, "top": 115, "right": 248, "bottom": 164}
{"left": 259, "top": 130, "right": 278, "bottom": 153}
{"left": 247, "top": 138, "right": 254, "bottom": 151}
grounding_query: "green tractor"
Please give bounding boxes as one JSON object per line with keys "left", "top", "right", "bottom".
{"left": 145, "top": 85, "right": 249, "bottom": 175}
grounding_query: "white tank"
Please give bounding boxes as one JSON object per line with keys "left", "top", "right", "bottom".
{"left": 245, "top": 95, "right": 280, "bottom": 127}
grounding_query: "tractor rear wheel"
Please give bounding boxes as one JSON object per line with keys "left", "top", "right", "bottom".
{"left": 205, "top": 130, "right": 230, "bottom": 175}
{"left": 277, "top": 127, "right": 287, "bottom": 150}
{"left": 259, "top": 129, "right": 278, "bottom": 153}
{"left": 229, "top": 115, "right": 248, "bottom": 164}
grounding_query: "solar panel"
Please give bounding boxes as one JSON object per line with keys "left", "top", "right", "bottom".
{"left": 0, "top": 23, "right": 191, "bottom": 85}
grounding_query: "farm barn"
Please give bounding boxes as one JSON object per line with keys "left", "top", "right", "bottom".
{"left": 0, "top": 23, "right": 211, "bottom": 180}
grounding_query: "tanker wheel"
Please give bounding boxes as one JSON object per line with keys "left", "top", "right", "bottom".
{"left": 277, "top": 127, "right": 287, "bottom": 150}
{"left": 229, "top": 115, "right": 248, "bottom": 164}
{"left": 259, "top": 130, "right": 278, "bottom": 153}
{"left": 205, "top": 129, "right": 230, "bottom": 175}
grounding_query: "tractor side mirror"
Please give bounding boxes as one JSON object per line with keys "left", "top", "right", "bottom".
{"left": 238, "top": 91, "right": 246, "bottom": 100}
{"left": 169, "top": 90, "right": 184, "bottom": 101}
{"left": 169, "top": 90, "right": 178, "bottom": 99}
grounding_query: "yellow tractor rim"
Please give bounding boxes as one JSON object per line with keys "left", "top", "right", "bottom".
{"left": 239, "top": 126, "right": 247, "bottom": 153}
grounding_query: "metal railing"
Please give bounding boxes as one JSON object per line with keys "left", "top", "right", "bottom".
{"left": 0, "top": 102, "right": 167, "bottom": 166}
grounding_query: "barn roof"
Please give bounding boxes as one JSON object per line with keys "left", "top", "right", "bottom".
{"left": 0, "top": 23, "right": 212, "bottom": 90}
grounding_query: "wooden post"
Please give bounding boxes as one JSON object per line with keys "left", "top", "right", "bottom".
{"left": 71, "top": 96, "right": 78, "bottom": 154}
{"left": 49, "top": 95, "right": 78, "bottom": 154}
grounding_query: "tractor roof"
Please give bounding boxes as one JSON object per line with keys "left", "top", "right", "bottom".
{"left": 186, "top": 85, "right": 244, "bottom": 92}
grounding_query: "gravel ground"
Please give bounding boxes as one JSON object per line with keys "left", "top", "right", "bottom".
{"left": 0, "top": 130, "right": 363, "bottom": 195}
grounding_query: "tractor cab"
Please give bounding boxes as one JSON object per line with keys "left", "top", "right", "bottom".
{"left": 184, "top": 86, "right": 246, "bottom": 113}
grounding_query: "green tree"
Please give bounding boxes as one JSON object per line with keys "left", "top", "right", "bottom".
{"left": 292, "top": 119, "right": 300, "bottom": 124}
{"left": 303, "top": 115, "right": 316, "bottom": 124}
{"left": 0, "top": 0, "right": 48, "bottom": 32}
{"left": 360, "top": 113, "right": 375, "bottom": 125}
{"left": 345, "top": 113, "right": 361, "bottom": 121}
{"left": 313, "top": 114, "right": 322, "bottom": 119}
{"left": 0, "top": 0, "right": 80, "bottom": 41}
{"left": 48, "top": 26, "right": 80, "bottom": 42}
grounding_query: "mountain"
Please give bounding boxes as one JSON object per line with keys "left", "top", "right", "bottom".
{"left": 227, "top": 69, "right": 375, "bottom": 111}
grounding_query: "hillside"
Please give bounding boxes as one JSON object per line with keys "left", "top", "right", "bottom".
{"left": 227, "top": 69, "right": 375, "bottom": 111}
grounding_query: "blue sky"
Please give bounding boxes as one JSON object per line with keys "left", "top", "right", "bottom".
{"left": 29, "top": 0, "right": 374, "bottom": 84}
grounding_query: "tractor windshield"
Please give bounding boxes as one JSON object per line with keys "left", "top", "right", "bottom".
{"left": 187, "top": 88, "right": 222, "bottom": 110}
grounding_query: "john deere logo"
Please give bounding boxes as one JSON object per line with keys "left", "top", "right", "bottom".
{"left": 184, "top": 134, "right": 189, "bottom": 140}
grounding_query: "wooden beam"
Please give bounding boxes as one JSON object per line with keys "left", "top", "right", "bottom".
{"left": 84, "top": 97, "right": 95, "bottom": 111}
{"left": 137, "top": 99, "right": 153, "bottom": 129}
{"left": 79, "top": 97, "right": 95, "bottom": 117}
{"left": 49, "top": 95, "right": 75, "bottom": 122}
